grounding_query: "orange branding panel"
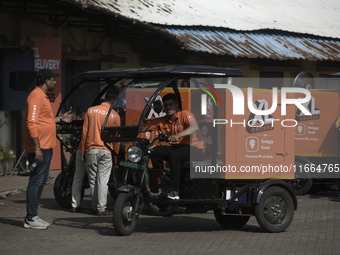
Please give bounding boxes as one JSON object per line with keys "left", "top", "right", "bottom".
{"left": 217, "top": 89, "right": 295, "bottom": 179}
{"left": 294, "top": 90, "right": 339, "bottom": 157}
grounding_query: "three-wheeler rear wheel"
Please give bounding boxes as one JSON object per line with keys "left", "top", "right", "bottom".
{"left": 294, "top": 161, "right": 313, "bottom": 195}
{"left": 54, "top": 172, "right": 84, "bottom": 208}
{"left": 113, "top": 191, "right": 139, "bottom": 236}
{"left": 255, "top": 186, "right": 294, "bottom": 233}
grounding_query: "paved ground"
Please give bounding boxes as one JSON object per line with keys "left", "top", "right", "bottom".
{"left": 1, "top": 176, "right": 340, "bottom": 255}
{"left": 0, "top": 170, "right": 60, "bottom": 199}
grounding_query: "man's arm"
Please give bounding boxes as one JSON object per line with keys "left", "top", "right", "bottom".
{"left": 140, "top": 118, "right": 160, "bottom": 133}
{"left": 107, "top": 110, "right": 121, "bottom": 155}
{"left": 168, "top": 123, "right": 199, "bottom": 142}
{"left": 31, "top": 137, "right": 43, "bottom": 162}
{"left": 54, "top": 110, "right": 74, "bottom": 123}
{"left": 169, "top": 111, "right": 200, "bottom": 142}
{"left": 26, "top": 96, "right": 44, "bottom": 161}
{"left": 80, "top": 112, "right": 89, "bottom": 162}
{"left": 139, "top": 125, "right": 147, "bottom": 132}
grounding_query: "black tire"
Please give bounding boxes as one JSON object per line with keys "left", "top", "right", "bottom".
{"left": 294, "top": 161, "right": 313, "bottom": 195}
{"left": 214, "top": 209, "right": 250, "bottom": 228}
{"left": 146, "top": 202, "right": 177, "bottom": 216}
{"left": 53, "top": 172, "right": 84, "bottom": 208}
{"left": 113, "top": 191, "right": 139, "bottom": 236}
{"left": 295, "top": 178, "right": 313, "bottom": 195}
{"left": 255, "top": 186, "right": 294, "bottom": 233}
{"left": 108, "top": 186, "right": 119, "bottom": 200}
{"left": 108, "top": 165, "right": 128, "bottom": 200}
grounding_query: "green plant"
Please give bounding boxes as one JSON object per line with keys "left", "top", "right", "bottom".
{"left": 62, "top": 134, "right": 71, "bottom": 146}
{"left": 0, "top": 143, "right": 14, "bottom": 163}
{"left": 2, "top": 151, "right": 13, "bottom": 163}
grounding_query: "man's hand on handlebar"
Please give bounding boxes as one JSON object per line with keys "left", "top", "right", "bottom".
{"left": 168, "top": 135, "right": 180, "bottom": 143}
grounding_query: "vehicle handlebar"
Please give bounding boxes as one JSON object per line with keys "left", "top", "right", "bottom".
{"left": 148, "top": 134, "right": 168, "bottom": 148}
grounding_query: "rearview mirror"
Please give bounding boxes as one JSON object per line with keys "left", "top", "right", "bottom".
{"left": 152, "top": 100, "right": 163, "bottom": 114}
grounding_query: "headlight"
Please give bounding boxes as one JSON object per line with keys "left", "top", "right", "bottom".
{"left": 127, "top": 146, "right": 143, "bottom": 163}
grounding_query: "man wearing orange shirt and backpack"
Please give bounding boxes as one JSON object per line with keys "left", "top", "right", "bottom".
{"left": 142, "top": 93, "right": 205, "bottom": 200}
{"left": 24, "top": 69, "right": 74, "bottom": 229}
{"left": 80, "top": 87, "right": 120, "bottom": 216}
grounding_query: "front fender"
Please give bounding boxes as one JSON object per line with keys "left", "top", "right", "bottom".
{"left": 118, "top": 184, "right": 136, "bottom": 193}
{"left": 253, "top": 180, "right": 298, "bottom": 210}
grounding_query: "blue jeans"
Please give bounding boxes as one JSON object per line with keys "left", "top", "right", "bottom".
{"left": 26, "top": 149, "right": 53, "bottom": 220}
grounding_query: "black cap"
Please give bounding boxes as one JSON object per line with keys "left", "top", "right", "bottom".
{"left": 36, "top": 69, "right": 60, "bottom": 79}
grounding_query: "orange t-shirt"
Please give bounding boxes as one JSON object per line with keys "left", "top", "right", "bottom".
{"left": 80, "top": 102, "right": 120, "bottom": 153}
{"left": 24, "top": 86, "right": 56, "bottom": 153}
{"left": 143, "top": 109, "right": 205, "bottom": 150}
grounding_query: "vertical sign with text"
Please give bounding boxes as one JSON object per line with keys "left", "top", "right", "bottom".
{"left": 30, "top": 37, "right": 62, "bottom": 170}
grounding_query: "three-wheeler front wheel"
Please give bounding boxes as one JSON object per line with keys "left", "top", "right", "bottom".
{"left": 113, "top": 191, "right": 139, "bottom": 236}
{"left": 255, "top": 186, "right": 294, "bottom": 233}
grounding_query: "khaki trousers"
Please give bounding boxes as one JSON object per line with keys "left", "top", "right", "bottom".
{"left": 85, "top": 149, "right": 112, "bottom": 212}
{"left": 71, "top": 149, "right": 88, "bottom": 209}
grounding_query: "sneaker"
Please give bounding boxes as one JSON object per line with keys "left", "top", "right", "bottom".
{"left": 23, "top": 216, "right": 48, "bottom": 230}
{"left": 167, "top": 189, "right": 179, "bottom": 200}
{"left": 96, "top": 209, "right": 113, "bottom": 216}
{"left": 37, "top": 216, "right": 51, "bottom": 227}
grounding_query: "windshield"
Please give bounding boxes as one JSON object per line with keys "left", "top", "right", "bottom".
{"left": 102, "top": 77, "right": 181, "bottom": 141}
{"left": 111, "top": 78, "right": 171, "bottom": 127}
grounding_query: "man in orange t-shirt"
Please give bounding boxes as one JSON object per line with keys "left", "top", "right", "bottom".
{"left": 80, "top": 87, "right": 120, "bottom": 216}
{"left": 143, "top": 93, "right": 205, "bottom": 199}
{"left": 24, "top": 69, "right": 74, "bottom": 229}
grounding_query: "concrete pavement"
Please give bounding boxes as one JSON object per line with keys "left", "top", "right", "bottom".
{"left": 0, "top": 171, "right": 340, "bottom": 255}
{"left": 0, "top": 169, "right": 61, "bottom": 199}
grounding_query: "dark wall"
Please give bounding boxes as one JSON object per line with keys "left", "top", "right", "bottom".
{"left": 0, "top": 50, "right": 34, "bottom": 111}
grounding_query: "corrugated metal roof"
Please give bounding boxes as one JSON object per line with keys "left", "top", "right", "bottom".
{"left": 161, "top": 28, "right": 340, "bottom": 61}
{"left": 76, "top": 0, "right": 340, "bottom": 39}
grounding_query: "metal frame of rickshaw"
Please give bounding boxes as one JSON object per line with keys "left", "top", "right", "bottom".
{"left": 53, "top": 69, "right": 138, "bottom": 207}
{"left": 55, "top": 69, "right": 137, "bottom": 175}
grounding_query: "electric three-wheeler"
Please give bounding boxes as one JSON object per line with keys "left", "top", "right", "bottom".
{"left": 98, "top": 66, "right": 297, "bottom": 236}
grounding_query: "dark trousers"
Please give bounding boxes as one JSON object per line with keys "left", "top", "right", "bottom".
{"left": 26, "top": 149, "right": 53, "bottom": 220}
{"left": 151, "top": 145, "right": 204, "bottom": 191}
